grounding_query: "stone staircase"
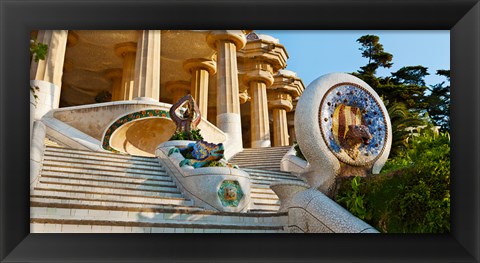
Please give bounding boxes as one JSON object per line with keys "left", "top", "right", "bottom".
{"left": 229, "top": 146, "right": 291, "bottom": 171}
{"left": 30, "top": 145, "right": 287, "bottom": 233}
{"left": 229, "top": 146, "right": 307, "bottom": 212}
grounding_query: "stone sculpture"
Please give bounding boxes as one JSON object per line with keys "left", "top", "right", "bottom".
{"left": 295, "top": 73, "right": 392, "bottom": 196}
{"left": 169, "top": 94, "right": 201, "bottom": 140}
{"left": 168, "top": 140, "right": 225, "bottom": 168}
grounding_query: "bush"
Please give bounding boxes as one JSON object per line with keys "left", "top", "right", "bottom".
{"left": 170, "top": 129, "right": 204, "bottom": 141}
{"left": 336, "top": 130, "right": 450, "bottom": 233}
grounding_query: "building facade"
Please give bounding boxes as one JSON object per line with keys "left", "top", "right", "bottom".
{"left": 30, "top": 30, "right": 305, "bottom": 152}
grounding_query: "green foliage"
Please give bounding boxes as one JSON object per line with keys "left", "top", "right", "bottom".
{"left": 169, "top": 129, "right": 204, "bottom": 141}
{"left": 293, "top": 142, "right": 306, "bottom": 161}
{"left": 29, "top": 37, "right": 48, "bottom": 104}
{"left": 336, "top": 177, "right": 370, "bottom": 220}
{"left": 336, "top": 130, "right": 450, "bottom": 233}
{"left": 387, "top": 102, "right": 427, "bottom": 156}
{"left": 424, "top": 70, "right": 450, "bottom": 132}
{"left": 30, "top": 38, "right": 48, "bottom": 62}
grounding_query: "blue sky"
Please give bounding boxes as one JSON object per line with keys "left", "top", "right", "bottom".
{"left": 258, "top": 30, "right": 450, "bottom": 87}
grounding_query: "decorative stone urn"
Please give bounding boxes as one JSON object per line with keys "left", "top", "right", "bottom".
{"left": 294, "top": 73, "right": 392, "bottom": 195}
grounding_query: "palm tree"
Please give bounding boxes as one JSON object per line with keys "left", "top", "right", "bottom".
{"left": 387, "top": 102, "right": 426, "bottom": 156}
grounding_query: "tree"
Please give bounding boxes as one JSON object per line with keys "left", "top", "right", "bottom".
{"left": 386, "top": 66, "right": 429, "bottom": 112}
{"left": 353, "top": 35, "right": 432, "bottom": 156}
{"left": 356, "top": 35, "right": 393, "bottom": 76}
{"left": 424, "top": 70, "right": 450, "bottom": 132}
{"left": 391, "top": 65, "right": 429, "bottom": 86}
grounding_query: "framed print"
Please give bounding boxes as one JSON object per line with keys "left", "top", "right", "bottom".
{"left": 1, "top": 0, "right": 479, "bottom": 262}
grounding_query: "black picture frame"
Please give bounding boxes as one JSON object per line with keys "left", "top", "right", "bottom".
{"left": 1, "top": 0, "right": 479, "bottom": 262}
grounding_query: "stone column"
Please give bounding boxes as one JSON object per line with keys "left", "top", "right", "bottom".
{"left": 183, "top": 58, "right": 216, "bottom": 116}
{"left": 269, "top": 91, "right": 293, "bottom": 146}
{"left": 104, "top": 69, "right": 123, "bottom": 101}
{"left": 206, "top": 30, "right": 246, "bottom": 157}
{"left": 166, "top": 81, "right": 191, "bottom": 103}
{"left": 30, "top": 30, "right": 68, "bottom": 120}
{"left": 244, "top": 70, "right": 274, "bottom": 148}
{"left": 268, "top": 70, "right": 305, "bottom": 146}
{"left": 237, "top": 32, "right": 288, "bottom": 148}
{"left": 115, "top": 42, "right": 137, "bottom": 100}
{"left": 133, "top": 30, "right": 161, "bottom": 101}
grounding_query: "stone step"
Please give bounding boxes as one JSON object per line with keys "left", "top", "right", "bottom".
{"left": 42, "top": 160, "right": 165, "bottom": 176}
{"left": 250, "top": 179, "right": 301, "bottom": 187}
{"left": 250, "top": 192, "right": 277, "bottom": 199}
{"left": 30, "top": 205, "right": 288, "bottom": 233}
{"left": 249, "top": 203, "right": 280, "bottom": 212}
{"left": 39, "top": 177, "right": 178, "bottom": 193}
{"left": 34, "top": 183, "right": 184, "bottom": 199}
{"left": 42, "top": 166, "right": 170, "bottom": 180}
{"left": 45, "top": 146, "right": 157, "bottom": 163}
{"left": 231, "top": 159, "right": 285, "bottom": 163}
{"left": 30, "top": 221, "right": 285, "bottom": 233}
{"left": 239, "top": 146, "right": 291, "bottom": 152}
{"left": 42, "top": 158, "right": 165, "bottom": 174}
{"left": 30, "top": 197, "right": 203, "bottom": 211}
{"left": 230, "top": 153, "right": 285, "bottom": 160}
{"left": 244, "top": 168, "right": 295, "bottom": 177}
{"left": 40, "top": 171, "right": 175, "bottom": 186}
{"left": 251, "top": 198, "right": 281, "bottom": 205}
{"left": 44, "top": 151, "right": 159, "bottom": 166}
{"left": 30, "top": 189, "right": 193, "bottom": 206}
{"left": 30, "top": 205, "right": 287, "bottom": 226}
{"left": 238, "top": 163, "right": 281, "bottom": 168}
{"left": 44, "top": 137, "right": 66, "bottom": 148}
{"left": 248, "top": 172, "right": 302, "bottom": 182}
{"left": 251, "top": 187, "right": 276, "bottom": 195}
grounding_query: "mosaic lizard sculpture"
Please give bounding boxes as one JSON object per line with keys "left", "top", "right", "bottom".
{"left": 169, "top": 95, "right": 201, "bottom": 140}
{"left": 169, "top": 140, "right": 225, "bottom": 168}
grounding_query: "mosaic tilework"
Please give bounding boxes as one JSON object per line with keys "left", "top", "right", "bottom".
{"left": 102, "top": 110, "right": 170, "bottom": 152}
{"left": 246, "top": 32, "right": 259, "bottom": 41}
{"left": 217, "top": 180, "right": 244, "bottom": 207}
{"left": 319, "top": 83, "right": 388, "bottom": 166}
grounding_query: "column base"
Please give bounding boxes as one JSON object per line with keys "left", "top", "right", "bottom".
{"left": 216, "top": 113, "right": 243, "bottom": 160}
{"left": 251, "top": 139, "right": 271, "bottom": 148}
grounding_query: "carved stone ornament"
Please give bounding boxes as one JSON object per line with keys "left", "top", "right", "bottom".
{"left": 169, "top": 94, "right": 201, "bottom": 140}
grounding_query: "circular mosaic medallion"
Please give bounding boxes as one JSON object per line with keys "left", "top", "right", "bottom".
{"left": 319, "top": 82, "right": 388, "bottom": 166}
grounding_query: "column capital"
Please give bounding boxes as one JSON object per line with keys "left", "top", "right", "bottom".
{"left": 269, "top": 69, "right": 305, "bottom": 99}
{"left": 268, "top": 90, "right": 293, "bottom": 112}
{"left": 183, "top": 58, "right": 217, "bottom": 75}
{"left": 206, "top": 30, "right": 246, "bottom": 51}
{"left": 238, "top": 32, "right": 288, "bottom": 71}
{"left": 166, "top": 80, "right": 191, "bottom": 94}
{"left": 104, "top": 68, "right": 123, "bottom": 80}
{"left": 114, "top": 42, "right": 137, "bottom": 58}
{"left": 239, "top": 89, "right": 251, "bottom": 104}
{"left": 243, "top": 69, "right": 274, "bottom": 87}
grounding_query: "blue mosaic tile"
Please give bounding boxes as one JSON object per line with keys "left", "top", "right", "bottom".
{"left": 319, "top": 83, "right": 388, "bottom": 165}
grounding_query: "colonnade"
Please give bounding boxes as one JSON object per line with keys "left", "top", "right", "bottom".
{"left": 30, "top": 30, "right": 304, "bottom": 148}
